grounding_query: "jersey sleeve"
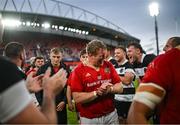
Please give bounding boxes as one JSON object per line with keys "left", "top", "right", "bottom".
{"left": 70, "top": 66, "right": 84, "bottom": 92}
{"left": 142, "top": 54, "right": 172, "bottom": 91}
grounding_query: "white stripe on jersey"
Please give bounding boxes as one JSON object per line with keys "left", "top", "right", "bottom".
{"left": 134, "top": 67, "right": 146, "bottom": 77}
{"left": 125, "top": 68, "right": 135, "bottom": 75}
{"left": 115, "top": 94, "right": 134, "bottom": 102}
{"left": 133, "top": 82, "right": 166, "bottom": 109}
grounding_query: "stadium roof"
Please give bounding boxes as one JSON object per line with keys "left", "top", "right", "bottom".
{"left": 0, "top": 0, "right": 140, "bottom": 46}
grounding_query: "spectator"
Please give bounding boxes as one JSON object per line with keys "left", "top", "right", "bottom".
{"left": 79, "top": 48, "right": 88, "bottom": 64}
{"left": 26, "top": 56, "right": 45, "bottom": 76}
{"left": 0, "top": 56, "right": 67, "bottom": 124}
{"left": 25, "top": 56, "right": 36, "bottom": 74}
{"left": 127, "top": 43, "right": 180, "bottom": 124}
{"left": 26, "top": 56, "right": 45, "bottom": 107}
{"left": 34, "top": 56, "right": 45, "bottom": 68}
{"left": 35, "top": 47, "right": 70, "bottom": 124}
{"left": 71, "top": 39, "right": 123, "bottom": 124}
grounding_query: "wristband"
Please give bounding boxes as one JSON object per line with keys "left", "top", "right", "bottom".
{"left": 93, "top": 91, "right": 98, "bottom": 97}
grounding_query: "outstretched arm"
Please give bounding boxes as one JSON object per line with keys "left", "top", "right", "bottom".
{"left": 7, "top": 68, "right": 67, "bottom": 124}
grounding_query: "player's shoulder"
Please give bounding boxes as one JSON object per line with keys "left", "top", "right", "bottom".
{"left": 0, "top": 56, "right": 23, "bottom": 93}
{"left": 144, "top": 53, "right": 156, "bottom": 62}
{"left": 73, "top": 62, "right": 85, "bottom": 71}
{"left": 157, "top": 48, "right": 180, "bottom": 63}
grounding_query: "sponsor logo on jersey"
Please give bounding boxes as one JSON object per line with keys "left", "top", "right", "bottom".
{"left": 85, "top": 73, "right": 91, "bottom": 77}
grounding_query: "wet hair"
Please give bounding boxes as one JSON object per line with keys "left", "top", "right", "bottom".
{"left": 127, "top": 42, "right": 146, "bottom": 54}
{"left": 86, "top": 39, "right": 106, "bottom": 56}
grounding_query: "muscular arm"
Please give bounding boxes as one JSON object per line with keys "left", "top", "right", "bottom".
{"left": 72, "top": 82, "right": 123, "bottom": 104}
{"left": 72, "top": 91, "right": 97, "bottom": 104}
{"left": 67, "top": 85, "right": 73, "bottom": 105}
{"left": 127, "top": 101, "right": 151, "bottom": 124}
{"left": 40, "top": 89, "right": 57, "bottom": 123}
{"left": 7, "top": 68, "right": 67, "bottom": 124}
{"left": 8, "top": 96, "right": 56, "bottom": 124}
{"left": 110, "top": 82, "right": 123, "bottom": 94}
{"left": 120, "top": 72, "right": 134, "bottom": 85}
{"left": 127, "top": 83, "right": 166, "bottom": 124}
{"left": 4, "top": 81, "right": 57, "bottom": 124}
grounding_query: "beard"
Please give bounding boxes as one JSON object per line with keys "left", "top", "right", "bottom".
{"left": 94, "top": 58, "right": 103, "bottom": 67}
{"left": 129, "top": 55, "right": 139, "bottom": 64}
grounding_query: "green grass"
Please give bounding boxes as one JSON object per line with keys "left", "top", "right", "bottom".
{"left": 67, "top": 106, "right": 79, "bottom": 124}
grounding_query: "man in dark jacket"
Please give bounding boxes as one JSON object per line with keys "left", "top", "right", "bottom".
{"left": 4, "top": 42, "right": 27, "bottom": 79}
{"left": 35, "top": 48, "right": 70, "bottom": 124}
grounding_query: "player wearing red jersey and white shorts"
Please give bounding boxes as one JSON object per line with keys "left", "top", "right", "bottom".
{"left": 71, "top": 40, "right": 123, "bottom": 124}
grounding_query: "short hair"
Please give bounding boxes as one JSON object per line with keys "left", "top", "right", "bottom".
{"left": 4, "top": 42, "right": 24, "bottom": 59}
{"left": 50, "top": 48, "right": 61, "bottom": 55}
{"left": 34, "top": 56, "right": 44, "bottom": 62}
{"left": 115, "top": 45, "right": 126, "bottom": 53}
{"left": 169, "top": 37, "right": 180, "bottom": 47}
{"left": 86, "top": 39, "right": 106, "bottom": 55}
{"left": 79, "top": 49, "right": 86, "bottom": 57}
{"left": 127, "top": 42, "right": 145, "bottom": 54}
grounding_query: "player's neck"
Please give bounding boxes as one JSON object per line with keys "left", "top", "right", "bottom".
{"left": 86, "top": 60, "right": 100, "bottom": 71}
{"left": 117, "top": 57, "right": 126, "bottom": 65}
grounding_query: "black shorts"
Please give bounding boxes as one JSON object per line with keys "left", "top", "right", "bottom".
{"left": 114, "top": 100, "right": 132, "bottom": 118}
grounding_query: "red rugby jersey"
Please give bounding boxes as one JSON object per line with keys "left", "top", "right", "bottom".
{"left": 71, "top": 61, "right": 120, "bottom": 118}
{"left": 142, "top": 48, "right": 180, "bottom": 124}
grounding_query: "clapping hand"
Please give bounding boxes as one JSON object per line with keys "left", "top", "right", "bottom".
{"left": 26, "top": 71, "right": 44, "bottom": 93}
{"left": 96, "top": 83, "right": 113, "bottom": 96}
{"left": 42, "top": 67, "right": 67, "bottom": 97}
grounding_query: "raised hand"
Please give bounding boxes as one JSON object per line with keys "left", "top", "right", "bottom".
{"left": 56, "top": 101, "right": 66, "bottom": 111}
{"left": 26, "top": 71, "right": 44, "bottom": 93}
{"left": 42, "top": 67, "right": 67, "bottom": 97}
{"left": 96, "top": 83, "right": 113, "bottom": 96}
